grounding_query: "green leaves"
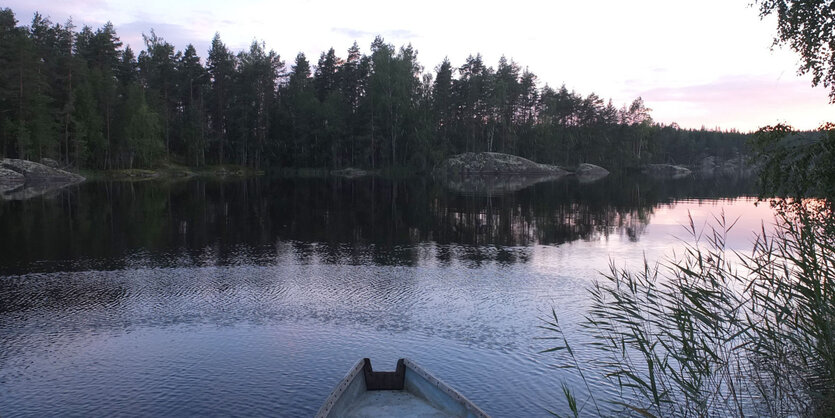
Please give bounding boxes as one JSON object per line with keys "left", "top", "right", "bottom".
{"left": 757, "top": 0, "right": 835, "bottom": 102}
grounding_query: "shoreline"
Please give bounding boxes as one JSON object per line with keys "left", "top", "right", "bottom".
{"left": 80, "top": 164, "right": 266, "bottom": 181}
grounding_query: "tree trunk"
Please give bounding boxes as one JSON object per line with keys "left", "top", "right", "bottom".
{"left": 217, "top": 81, "right": 224, "bottom": 165}
{"left": 105, "top": 102, "right": 111, "bottom": 167}
{"left": 65, "top": 61, "right": 72, "bottom": 166}
{"left": 18, "top": 50, "right": 24, "bottom": 158}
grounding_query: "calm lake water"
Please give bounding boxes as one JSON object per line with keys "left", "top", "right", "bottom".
{"left": 0, "top": 174, "right": 776, "bottom": 417}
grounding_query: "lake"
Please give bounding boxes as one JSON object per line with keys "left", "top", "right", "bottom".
{"left": 0, "top": 174, "right": 776, "bottom": 416}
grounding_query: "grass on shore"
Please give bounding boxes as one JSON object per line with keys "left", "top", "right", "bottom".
{"left": 81, "top": 163, "right": 264, "bottom": 181}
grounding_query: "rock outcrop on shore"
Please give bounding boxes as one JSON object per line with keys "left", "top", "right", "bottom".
{"left": 0, "top": 168, "right": 25, "bottom": 195}
{"left": 643, "top": 164, "right": 692, "bottom": 179}
{"left": 698, "top": 155, "right": 755, "bottom": 177}
{"left": 0, "top": 158, "right": 85, "bottom": 200}
{"left": 434, "top": 152, "right": 570, "bottom": 195}
{"left": 1, "top": 159, "right": 85, "bottom": 183}
{"left": 0, "top": 167, "right": 24, "bottom": 183}
{"left": 434, "top": 152, "right": 569, "bottom": 177}
{"left": 575, "top": 163, "right": 609, "bottom": 183}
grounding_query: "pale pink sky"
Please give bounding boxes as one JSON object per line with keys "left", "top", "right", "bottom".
{"left": 15, "top": 0, "right": 834, "bottom": 131}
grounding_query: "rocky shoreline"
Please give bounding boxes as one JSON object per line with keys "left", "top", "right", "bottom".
{"left": 433, "top": 152, "right": 569, "bottom": 177}
{"left": 1, "top": 158, "right": 85, "bottom": 183}
{"left": 0, "top": 152, "right": 756, "bottom": 199}
{"left": 433, "top": 152, "right": 571, "bottom": 195}
{"left": 0, "top": 158, "right": 86, "bottom": 200}
{"left": 431, "top": 152, "right": 756, "bottom": 194}
{"left": 643, "top": 164, "right": 693, "bottom": 179}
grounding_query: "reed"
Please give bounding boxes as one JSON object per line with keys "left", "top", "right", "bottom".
{"left": 542, "top": 202, "right": 835, "bottom": 417}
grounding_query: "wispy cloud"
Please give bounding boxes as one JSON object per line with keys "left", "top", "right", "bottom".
{"left": 110, "top": 20, "right": 220, "bottom": 61}
{"left": 8, "top": 0, "right": 112, "bottom": 26}
{"left": 640, "top": 75, "right": 832, "bottom": 131}
{"left": 331, "top": 27, "right": 419, "bottom": 41}
{"left": 639, "top": 75, "right": 830, "bottom": 111}
{"left": 331, "top": 27, "right": 370, "bottom": 39}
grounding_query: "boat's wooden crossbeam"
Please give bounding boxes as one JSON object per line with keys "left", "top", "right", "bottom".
{"left": 362, "top": 358, "right": 405, "bottom": 390}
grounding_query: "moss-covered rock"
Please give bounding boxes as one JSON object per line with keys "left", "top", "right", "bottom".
{"left": 434, "top": 152, "right": 568, "bottom": 177}
{"left": 575, "top": 163, "right": 609, "bottom": 183}
{"left": 434, "top": 152, "right": 570, "bottom": 195}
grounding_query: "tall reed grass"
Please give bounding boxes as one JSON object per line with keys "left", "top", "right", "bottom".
{"left": 541, "top": 201, "right": 835, "bottom": 417}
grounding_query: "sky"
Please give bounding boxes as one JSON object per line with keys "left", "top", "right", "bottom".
{"left": 12, "top": 0, "right": 835, "bottom": 132}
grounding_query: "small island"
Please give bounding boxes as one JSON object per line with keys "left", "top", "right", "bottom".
{"left": 433, "top": 152, "right": 570, "bottom": 194}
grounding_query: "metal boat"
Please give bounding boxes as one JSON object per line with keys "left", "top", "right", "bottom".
{"left": 316, "top": 358, "right": 488, "bottom": 417}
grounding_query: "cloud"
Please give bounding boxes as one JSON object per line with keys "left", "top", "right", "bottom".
{"left": 639, "top": 76, "right": 833, "bottom": 131}
{"left": 7, "top": 0, "right": 114, "bottom": 28}
{"left": 331, "top": 27, "right": 370, "bottom": 39}
{"left": 331, "top": 27, "right": 419, "bottom": 41}
{"left": 108, "top": 20, "right": 220, "bottom": 62}
{"left": 115, "top": 21, "right": 189, "bottom": 49}
{"left": 118, "top": 21, "right": 193, "bottom": 38}
{"left": 640, "top": 76, "right": 824, "bottom": 110}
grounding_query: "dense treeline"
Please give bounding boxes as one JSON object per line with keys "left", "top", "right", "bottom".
{"left": 0, "top": 9, "right": 748, "bottom": 171}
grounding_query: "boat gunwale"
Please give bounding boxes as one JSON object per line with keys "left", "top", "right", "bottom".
{"left": 316, "top": 358, "right": 366, "bottom": 418}
{"left": 315, "top": 358, "right": 489, "bottom": 418}
{"left": 401, "top": 358, "right": 489, "bottom": 418}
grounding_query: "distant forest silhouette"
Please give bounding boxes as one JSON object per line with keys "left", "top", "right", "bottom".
{"left": 0, "top": 8, "right": 748, "bottom": 171}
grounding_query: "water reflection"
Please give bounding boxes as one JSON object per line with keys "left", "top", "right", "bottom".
{"left": 0, "top": 175, "right": 755, "bottom": 275}
{"left": 0, "top": 175, "right": 767, "bottom": 417}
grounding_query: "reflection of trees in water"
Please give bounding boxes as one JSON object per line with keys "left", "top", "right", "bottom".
{"left": 431, "top": 174, "right": 754, "bottom": 247}
{"left": 0, "top": 175, "right": 756, "bottom": 274}
{"left": 436, "top": 193, "right": 652, "bottom": 247}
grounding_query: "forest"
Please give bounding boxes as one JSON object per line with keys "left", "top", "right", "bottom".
{"left": 0, "top": 8, "right": 748, "bottom": 172}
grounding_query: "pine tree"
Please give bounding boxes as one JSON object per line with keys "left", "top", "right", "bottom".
{"left": 206, "top": 33, "right": 235, "bottom": 165}
{"left": 177, "top": 44, "right": 207, "bottom": 166}
{"left": 314, "top": 48, "right": 340, "bottom": 103}
{"left": 75, "top": 22, "right": 122, "bottom": 167}
{"left": 233, "top": 41, "right": 280, "bottom": 168}
{"left": 122, "top": 83, "right": 163, "bottom": 167}
{"left": 282, "top": 52, "right": 316, "bottom": 166}
{"left": 0, "top": 8, "right": 20, "bottom": 158}
{"left": 454, "top": 54, "right": 490, "bottom": 153}
{"left": 336, "top": 42, "right": 368, "bottom": 166}
{"left": 7, "top": 14, "right": 58, "bottom": 160}
{"left": 138, "top": 30, "right": 176, "bottom": 159}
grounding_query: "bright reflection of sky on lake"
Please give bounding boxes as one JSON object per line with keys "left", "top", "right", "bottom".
{"left": 530, "top": 198, "right": 779, "bottom": 277}
{"left": 9, "top": 0, "right": 834, "bottom": 130}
